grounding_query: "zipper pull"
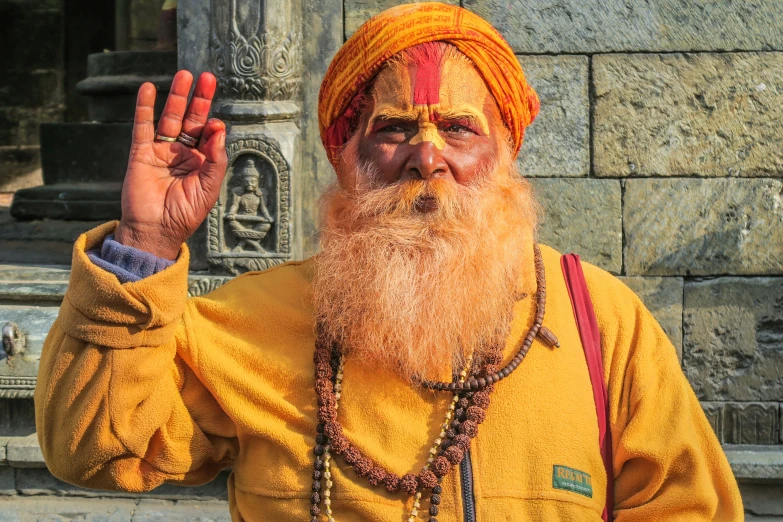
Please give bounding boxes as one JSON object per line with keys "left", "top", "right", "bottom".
{"left": 537, "top": 325, "right": 560, "bottom": 348}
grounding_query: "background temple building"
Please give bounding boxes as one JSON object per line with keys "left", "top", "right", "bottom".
{"left": 0, "top": 0, "right": 781, "bottom": 519}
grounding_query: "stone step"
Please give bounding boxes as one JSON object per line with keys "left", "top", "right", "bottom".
{"left": 11, "top": 182, "right": 123, "bottom": 221}
{"left": 40, "top": 122, "right": 133, "bottom": 185}
{"left": 0, "top": 206, "right": 104, "bottom": 265}
{"left": 0, "top": 497, "right": 232, "bottom": 522}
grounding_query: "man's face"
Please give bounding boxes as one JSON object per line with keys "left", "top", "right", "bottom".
{"left": 355, "top": 54, "right": 504, "bottom": 200}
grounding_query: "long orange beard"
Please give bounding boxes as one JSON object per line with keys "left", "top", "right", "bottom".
{"left": 313, "top": 148, "right": 538, "bottom": 383}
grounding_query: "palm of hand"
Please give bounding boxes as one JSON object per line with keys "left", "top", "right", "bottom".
{"left": 123, "top": 141, "right": 217, "bottom": 241}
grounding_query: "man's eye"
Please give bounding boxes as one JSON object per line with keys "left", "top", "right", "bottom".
{"left": 441, "top": 123, "right": 474, "bottom": 134}
{"left": 374, "top": 122, "right": 411, "bottom": 133}
{"left": 379, "top": 125, "right": 405, "bottom": 133}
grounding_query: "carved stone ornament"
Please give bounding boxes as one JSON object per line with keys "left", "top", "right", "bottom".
{"left": 187, "top": 276, "right": 233, "bottom": 297}
{"left": 207, "top": 138, "right": 291, "bottom": 275}
{"left": 0, "top": 376, "right": 36, "bottom": 399}
{"left": 210, "top": 0, "right": 302, "bottom": 102}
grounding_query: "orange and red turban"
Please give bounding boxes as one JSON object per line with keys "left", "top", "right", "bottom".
{"left": 318, "top": 2, "right": 540, "bottom": 166}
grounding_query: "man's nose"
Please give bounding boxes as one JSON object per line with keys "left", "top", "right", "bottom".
{"left": 405, "top": 141, "right": 449, "bottom": 181}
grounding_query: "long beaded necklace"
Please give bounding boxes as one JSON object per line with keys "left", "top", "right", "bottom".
{"left": 309, "top": 244, "right": 553, "bottom": 521}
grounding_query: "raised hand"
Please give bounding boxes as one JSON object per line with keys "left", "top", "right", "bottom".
{"left": 114, "top": 70, "right": 228, "bottom": 260}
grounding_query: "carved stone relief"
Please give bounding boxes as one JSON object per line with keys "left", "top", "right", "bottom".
{"left": 701, "top": 402, "right": 725, "bottom": 443}
{"left": 0, "top": 377, "right": 36, "bottom": 399}
{"left": 724, "top": 402, "right": 780, "bottom": 445}
{"left": 210, "top": 0, "right": 301, "bottom": 101}
{"left": 207, "top": 138, "right": 291, "bottom": 275}
{"left": 187, "top": 276, "right": 233, "bottom": 297}
{"left": 702, "top": 401, "right": 782, "bottom": 445}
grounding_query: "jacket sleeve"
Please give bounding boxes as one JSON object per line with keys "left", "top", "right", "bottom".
{"left": 34, "top": 222, "right": 239, "bottom": 493}
{"left": 584, "top": 265, "right": 744, "bottom": 521}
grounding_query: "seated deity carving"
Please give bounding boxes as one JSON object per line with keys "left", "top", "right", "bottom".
{"left": 224, "top": 155, "right": 274, "bottom": 252}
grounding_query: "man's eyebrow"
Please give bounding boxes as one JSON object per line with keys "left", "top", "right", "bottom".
{"left": 370, "top": 109, "right": 418, "bottom": 123}
{"left": 434, "top": 108, "right": 489, "bottom": 134}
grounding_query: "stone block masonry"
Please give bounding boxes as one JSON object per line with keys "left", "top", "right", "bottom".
{"left": 624, "top": 179, "right": 783, "bottom": 276}
{"left": 462, "top": 0, "right": 783, "bottom": 54}
{"left": 517, "top": 56, "right": 590, "bottom": 178}
{"left": 532, "top": 179, "right": 621, "bottom": 273}
{"left": 594, "top": 53, "right": 783, "bottom": 178}
{"left": 684, "top": 277, "right": 783, "bottom": 402}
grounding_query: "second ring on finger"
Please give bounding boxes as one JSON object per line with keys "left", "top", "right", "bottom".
{"left": 177, "top": 131, "right": 198, "bottom": 147}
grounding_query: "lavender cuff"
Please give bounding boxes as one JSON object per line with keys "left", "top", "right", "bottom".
{"left": 87, "top": 234, "right": 175, "bottom": 284}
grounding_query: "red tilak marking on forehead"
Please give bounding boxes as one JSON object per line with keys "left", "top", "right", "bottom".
{"left": 407, "top": 42, "right": 444, "bottom": 106}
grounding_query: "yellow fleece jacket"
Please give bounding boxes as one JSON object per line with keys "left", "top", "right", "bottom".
{"left": 35, "top": 222, "right": 743, "bottom": 521}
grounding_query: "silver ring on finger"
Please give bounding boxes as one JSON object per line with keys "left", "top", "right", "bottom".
{"left": 177, "top": 131, "right": 198, "bottom": 147}
{"left": 155, "top": 133, "right": 177, "bottom": 142}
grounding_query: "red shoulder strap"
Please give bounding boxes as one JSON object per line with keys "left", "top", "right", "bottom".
{"left": 561, "top": 254, "right": 614, "bottom": 521}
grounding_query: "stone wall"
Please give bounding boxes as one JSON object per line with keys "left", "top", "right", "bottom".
{"left": 0, "top": 0, "right": 65, "bottom": 192}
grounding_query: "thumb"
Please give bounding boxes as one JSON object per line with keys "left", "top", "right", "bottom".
{"left": 199, "top": 129, "right": 228, "bottom": 198}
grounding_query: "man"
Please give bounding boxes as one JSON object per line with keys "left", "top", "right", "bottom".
{"left": 35, "top": 3, "right": 742, "bottom": 521}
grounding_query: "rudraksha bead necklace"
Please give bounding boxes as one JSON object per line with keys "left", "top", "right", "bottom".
{"left": 420, "top": 243, "right": 548, "bottom": 393}
{"left": 310, "top": 244, "right": 548, "bottom": 521}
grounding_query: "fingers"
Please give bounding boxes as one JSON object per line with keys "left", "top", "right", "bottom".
{"left": 199, "top": 126, "right": 228, "bottom": 197}
{"left": 156, "top": 70, "right": 194, "bottom": 139}
{"left": 198, "top": 118, "right": 225, "bottom": 153}
{"left": 181, "top": 73, "right": 217, "bottom": 141}
{"left": 132, "top": 83, "right": 157, "bottom": 143}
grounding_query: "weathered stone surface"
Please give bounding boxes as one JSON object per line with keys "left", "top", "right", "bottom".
{"left": 132, "top": 499, "right": 231, "bottom": 522}
{"left": 724, "top": 445, "right": 783, "bottom": 481}
{"left": 0, "top": 146, "right": 42, "bottom": 192}
{"left": 0, "top": 106, "right": 64, "bottom": 147}
{"left": 0, "top": 438, "right": 7, "bottom": 465}
{"left": 40, "top": 123, "right": 133, "bottom": 184}
{"left": 0, "top": 304, "right": 60, "bottom": 363}
{"left": 463, "top": 0, "right": 783, "bottom": 53}
{"left": 0, "top": 265, "right": 69, "bottom": 302}
{"left": 17, "top": 468, "right": 230, "bottom": 500}
{"left": 594, "top": 53, "right": 783, "bottom": 178}
{"left": 619, "top": 277, "right": 683, "bottom": 358}
{"left": 11, "top": 182, "right": 123, "bottom": 221}
{"left": 0, "top": 496, "right": 136, "bottom": 521}
{"left": 301, "top": 0, "right": 343, "bottom": 255}
{"left": 531, "top": 178, "right": 621, "bottom": 273}
{"left": 624, "top": 179, "right": 783, "bottom": 276}
{"left": 683, "top": 277, "right": 783, "bottom": 401}
{"left": 130, "top": 0, "right": 162, "bottom": 43}
{"left": 0, "top": 467, "right": 13, "bottom": 495}
{"left": 517, "top": 56, "right": 589, "bottom": 178}
{"left": 0, "top": 69, "right": 64, "bottom": 108}
{"left": 1, "top": 7, "right": 63, "bottom": 70}
{"left": 723, "top": 403, "right": 781, "bottom": 445}
{"left": 6, "top": 434, "right": 45, "bottom": 468}
{"left": 345, "top": 0, "right": 459, "bottom": 36}
{"left": 0, "top": 398, "right": 36, "bottom": 434}
{"left": 740, "top": 483, "right": 783, "bottom": 517}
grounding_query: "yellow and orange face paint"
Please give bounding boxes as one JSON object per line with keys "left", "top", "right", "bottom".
{"left": 365, "top": 44, "right": 493, "bottom": 150}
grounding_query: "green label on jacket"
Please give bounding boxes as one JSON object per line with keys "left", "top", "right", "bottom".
{"left": 552, "top": 465, "right": 593, "bottom": 498}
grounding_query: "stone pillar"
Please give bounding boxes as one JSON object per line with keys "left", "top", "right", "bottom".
{"left": 180, "top": 0, "right": 302, "bottom": 274}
